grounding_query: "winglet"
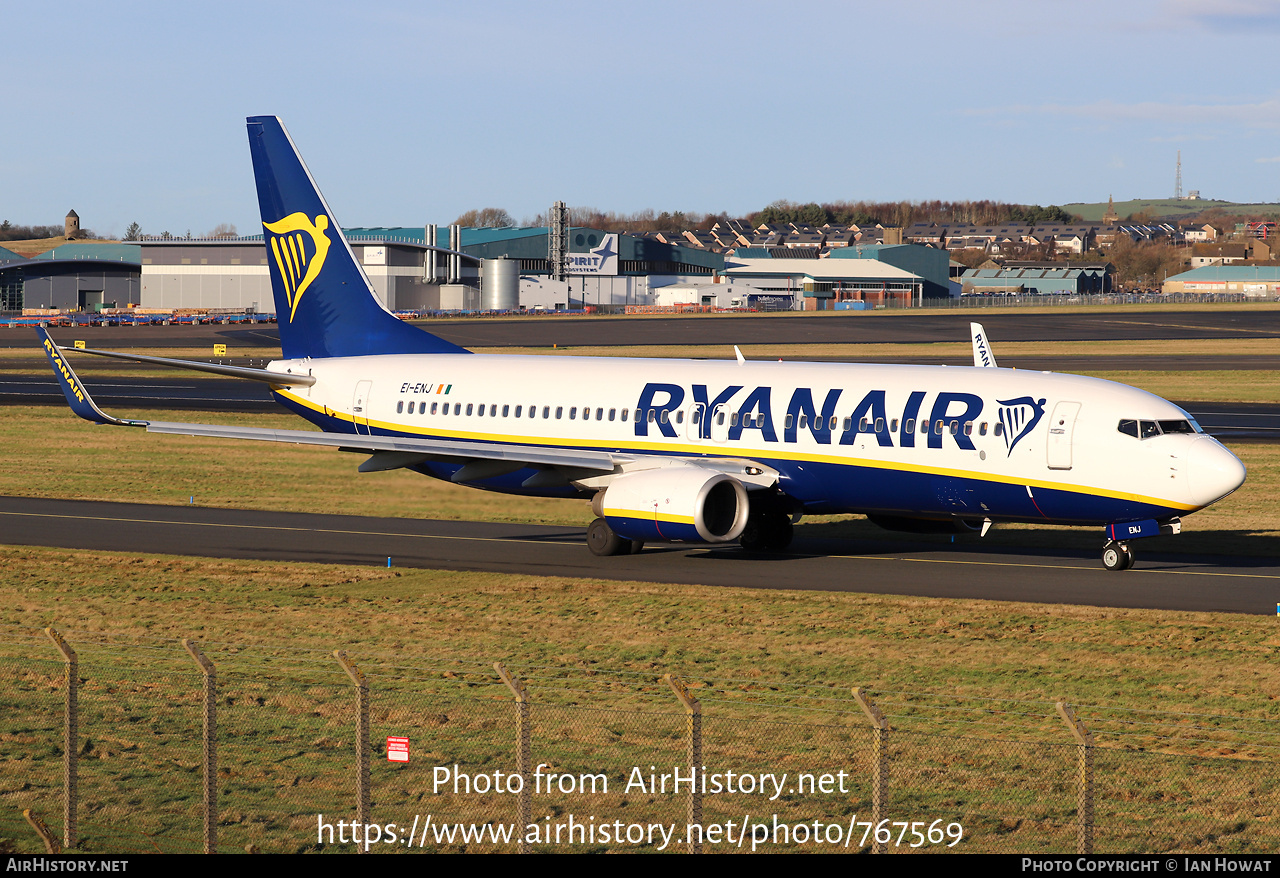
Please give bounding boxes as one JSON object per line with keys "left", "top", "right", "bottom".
{"left": 35, "top": 327, "right": 148, "bottom": 427}
{"left": 970, "top": 322, "right": 997, "bottom": 368}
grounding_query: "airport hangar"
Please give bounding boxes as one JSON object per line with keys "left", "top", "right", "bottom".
{"left": 126, "top": 227, "right": 959, "bottom": 313}
{"left": 0, "top": 242, "right": 141, "bottom": 312}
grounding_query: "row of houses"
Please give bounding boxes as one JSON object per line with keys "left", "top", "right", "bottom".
{"left": 633, "top": 218, "right": 1220, "bottom": 259}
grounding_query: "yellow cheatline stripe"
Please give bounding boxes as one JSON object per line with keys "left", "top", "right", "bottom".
{"left": 274, "top": 390, "right": 1196, "bottom": 512}
{"left": 605, "top": 509, "right": 696, "bottom": 525}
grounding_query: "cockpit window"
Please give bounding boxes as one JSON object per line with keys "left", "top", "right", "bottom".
{"left": 1159, "top": 419, "right": 1195, "bottom": 435}
{"left": 1120, "top": 418, "right": 1201, "bottom": 439}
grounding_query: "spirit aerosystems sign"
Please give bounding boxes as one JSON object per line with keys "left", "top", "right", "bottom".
{"left": 568, "top": 234, "right": 619, "bottom": 276}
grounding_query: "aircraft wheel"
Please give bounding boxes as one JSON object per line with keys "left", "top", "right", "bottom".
{"left": 738, "top": 516, "right": 767, "bottom": 551}
{"left": 769, "top": 514, "right": 794, "bottom": 551}
{"left": 1102, "top": 541, "right": 1133, "bottom": 572}
{"left": 740, "top": 511, "right": 791, "bottom": 552}
{"left": 587, "top": 518, "right": 627, "bottom": 556}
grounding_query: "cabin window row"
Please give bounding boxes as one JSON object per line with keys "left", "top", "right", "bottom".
{"left": 395, "top": 400, "right": 632, "bottom": 422}
{"left": 693, "top": 409, "right": 1002, "bottom": 437}
{"left": 393, "top": 399, "right": 1005, "bottom": 438}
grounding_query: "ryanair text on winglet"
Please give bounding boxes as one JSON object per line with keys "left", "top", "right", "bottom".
{"left": 44, "top": 337, "right": 85, "bottom": 404}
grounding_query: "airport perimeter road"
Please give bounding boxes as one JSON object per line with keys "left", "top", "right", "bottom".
{"left": 3, "top": 496, "right": 1276, "bottom": 616}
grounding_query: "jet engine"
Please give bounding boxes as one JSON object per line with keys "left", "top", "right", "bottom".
{"left": 593, "top": 466, "right": 750, "bottom": 545}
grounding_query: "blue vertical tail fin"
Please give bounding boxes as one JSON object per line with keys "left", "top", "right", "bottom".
{"left": 246, "top": 115, "right": 469, "bottom": 359}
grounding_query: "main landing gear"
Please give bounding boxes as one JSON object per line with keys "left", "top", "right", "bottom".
{"left": 738, "top": 509, "right": 794, "bottom": 553}
{"left": 587, "top": 518, "right": 644, "bottom": 557}
{"left": 1101, "top": 540, "right": 1136, "bottom": 572}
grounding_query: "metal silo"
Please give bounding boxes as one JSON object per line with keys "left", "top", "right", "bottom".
{"left": 481, "top": 258, "right": 519, "bottom": 311}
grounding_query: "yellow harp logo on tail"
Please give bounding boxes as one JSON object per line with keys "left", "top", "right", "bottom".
{"left": 263, "top": 213, "right": 331, "bottom": 321}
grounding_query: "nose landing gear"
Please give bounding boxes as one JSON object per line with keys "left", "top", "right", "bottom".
{"left": 1101, "top": 540, "right": 1136, "bottom": 572}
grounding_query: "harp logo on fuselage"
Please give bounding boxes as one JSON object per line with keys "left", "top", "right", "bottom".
{"left": 995, "top": 396, "right": 1047, "bottom": 456}
{"left": 263, "top": 212, "right": 332, "bottom": 321}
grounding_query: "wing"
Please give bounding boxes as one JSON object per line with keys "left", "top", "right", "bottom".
{"left": 35, "top": 328, "right": 779, "bottom": 489}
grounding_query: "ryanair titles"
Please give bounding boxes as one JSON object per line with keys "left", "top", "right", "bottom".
{"left": 633, "top": 382, "right": 1044, "bottom": 455}
{"left": 43, "top": 337, "right": 86, "bottom": 404}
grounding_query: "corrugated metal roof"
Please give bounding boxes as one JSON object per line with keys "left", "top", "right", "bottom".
{"left": 0, "top": 245, "right": 22, "bottom": 263}
{"left": 35, "top": 242, "right": 140, "bottom": 263}
{"left": 723, "top": 258, "right": 916, "bottom": 281}
{"left": 1168, "top": 265, "right": 1280, "bottom": 281}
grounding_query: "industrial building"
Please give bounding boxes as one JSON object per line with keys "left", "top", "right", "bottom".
{"left": 132, "top": 224, "right": 726, "bottom": 313}
{"left": 1162, "top": 265, "right": 1280, "bottom": 296}
{"left": 721, "top": 244, "right": 954, "bottom": 309}
{"left": 0, "top": 242, "right": 140, "bottom": 312}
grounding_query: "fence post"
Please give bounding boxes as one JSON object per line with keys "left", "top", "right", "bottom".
{"left": 44, "top": 628, "right": 77, "bottom": 850}
{"left": 494, "top": 662, "right": 531, "bottom": 854}
{"left": 23, "top": 809, "right": 60, "bottom": 854}
{"left": 852, "top": 687, "right": 888, "bottom": 854}
{"left": 182, "top": 639, "right": 217, "bottom": 854}
{"left": 664, "top": 674, "right": 702, "bottom": 854}
{"left": 334, "top": 651, "right": 370, "bottom": 852}
{"left": 1056, "top": 702, "right": 1094, "bottom": 855}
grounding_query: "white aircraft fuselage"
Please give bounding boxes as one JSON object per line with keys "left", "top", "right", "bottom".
{"left": 37, "top": 115, "right": 1247, "bottom": 570}
{"left": 267, "top": 351, "right": 1242, "bottom": 527}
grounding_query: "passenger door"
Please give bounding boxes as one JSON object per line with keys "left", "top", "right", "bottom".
{"left": 1046, "top": 401, "right": 1081, "bottom": 470}
{"left": 353, "top": 380, "right": 373, "bottom": 435}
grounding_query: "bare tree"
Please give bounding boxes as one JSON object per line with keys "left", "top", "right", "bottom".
{"left": 452, "top": 207, "right": 514, "bottom": 228}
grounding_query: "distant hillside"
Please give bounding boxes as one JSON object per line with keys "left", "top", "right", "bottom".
{"left": 0, "top": 237, "right": 121, "bottom": 258}
{"left": 1063, "top": 199, "right": 1280, "bottom": 222}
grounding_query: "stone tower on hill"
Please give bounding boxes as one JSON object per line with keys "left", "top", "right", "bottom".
{"left": 64, "top": 210, "right": 80, "bottom": 240}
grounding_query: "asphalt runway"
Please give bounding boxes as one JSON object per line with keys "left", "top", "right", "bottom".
{"left": 5, "top": 310, "right": 1279, "bottom": 612}
{"left": 0, "top": 374, "right": 279, "bottom": 411}
{"left": 9, "top": 309, "right": 1280, "bottom": 351}
{"left": 7, "top": 312, "right": 1280, "bottom": 432}
{"left": 3, "top": 496, "right": 1276, "bottom": 616}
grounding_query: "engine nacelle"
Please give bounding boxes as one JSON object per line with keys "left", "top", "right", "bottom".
{"left": 597, "top": 467, "right": 750, "bottom": 544}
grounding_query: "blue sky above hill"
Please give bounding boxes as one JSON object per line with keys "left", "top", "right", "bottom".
{"left": 6, "top": 0, "right": 1280, "bottom": 237}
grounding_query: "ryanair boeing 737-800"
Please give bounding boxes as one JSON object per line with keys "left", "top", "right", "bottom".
{"left": 39, "top": 116, "right": 1247, "bottom": 571}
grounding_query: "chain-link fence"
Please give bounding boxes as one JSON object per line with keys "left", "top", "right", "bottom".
{"left": 0, "top": 627, "right": 1276, "bottom": 854}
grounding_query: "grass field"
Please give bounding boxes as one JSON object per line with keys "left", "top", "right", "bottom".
{"left": 4, "top": 307, "right": 1280, "bottom": 853}
{"left": 1, "top": 547, "right": 1276, "bottom": 854}
{"left": 3, "top": 545, "right": 1277, "bottom": 717}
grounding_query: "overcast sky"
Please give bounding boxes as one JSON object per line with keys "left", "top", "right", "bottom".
{"left": 6, "top": 0, "right": 1280, "bottom": 238}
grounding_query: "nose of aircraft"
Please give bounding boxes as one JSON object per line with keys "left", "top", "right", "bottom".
{"left": 1187, "top": 437, "right": 1246, "bottom": 508}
